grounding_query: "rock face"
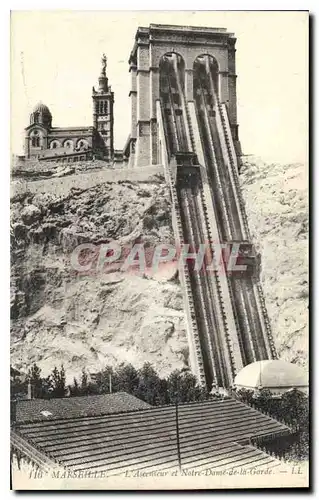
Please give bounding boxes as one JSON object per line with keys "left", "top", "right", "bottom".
{"left": 240, "top": 157, "right": 308, "bottom": 368}
{"left": 10, "top": 158, "right": 308, "bottom": 381}
{"left": 12, "top": 158, "right": 113, "bottom": 179}
{"left": 11, "top": 176, "right": 188, "bottom": 382}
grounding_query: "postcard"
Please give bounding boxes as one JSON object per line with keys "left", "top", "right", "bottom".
{"left": 10, "top": 10, "right": 309, "bottom": 490}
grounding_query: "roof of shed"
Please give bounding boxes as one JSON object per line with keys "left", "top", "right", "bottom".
{"left": 13, "top": 397, "right": 289, "bottom": 475}
{"left": 15, "top": 392, "right": 152, "bottom": 423}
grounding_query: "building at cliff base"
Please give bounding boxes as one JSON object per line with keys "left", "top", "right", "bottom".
{"left": 234, "top": 360, "right": 309, "bottom": 398}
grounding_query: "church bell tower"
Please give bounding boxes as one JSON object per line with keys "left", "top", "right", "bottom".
{"left": 92, "top": 54, "right": 114, "bottom": 161}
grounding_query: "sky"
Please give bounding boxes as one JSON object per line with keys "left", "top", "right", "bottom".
{"left": 11, "top": 11, "right": 308, "bottom": 163}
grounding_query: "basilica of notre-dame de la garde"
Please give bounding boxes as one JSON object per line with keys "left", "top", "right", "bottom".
{"left": 24, "top": 54, "right": 116, "bottom": 163}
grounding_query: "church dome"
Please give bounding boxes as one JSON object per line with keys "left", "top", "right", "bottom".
{"left": 234, "top": 360, "right": 308, "bottom": 396}
{"left": 32, "top": 102, "right": 52, "bottom": 115}
{"left": 30, "top": 102, "right": 52, "bottom": 128}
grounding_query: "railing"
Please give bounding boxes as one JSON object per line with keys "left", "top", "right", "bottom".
{"left": 216, "top": 98, "right": 277, "bottom": 360}
{"left": 195, "top": 87, "right": 253, "bottom": 373}
{"left": 255, "top": 282, "right": 278, "bottom": 359}
{"left": 187, "top": 101, "right": 244, "bottom": 380}
{"left": 169, "top": 172, "right": 207, "bottom": 386}
{"left": 180, "top": 101, "right": 232, "bottom": 384}
{"left": 190, "top": 100, "right": 247, "bottom": 376}
{"left": 156, "top": 100, "right": 206, "bottom": 386}
{"left": 180, "top": 188, "right": 219, "bottom": 384}
{"left": 198, "top": 86, "right": 235, "bottom": 240}
{"left": 196, "top": 191, "right": 235, "bottom": 382}
{"left": 184, "top": 98, "right": 236, "bottom": 383}
{"left": 171, "top": 63, "right": 236, "bottom": 384}
{"left": 158, "top": 55, "right": 277, "bottom": 385}
{"left": 192, "top": 80, "right": 258, "bottom": 364}
{"left": 172, "top": 56, "right": 193, "bottom": 152}
{"left": 216, "top": 97, "right": 250, "bottom": 240}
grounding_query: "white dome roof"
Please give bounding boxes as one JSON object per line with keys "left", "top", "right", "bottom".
{"left": 234, "top": 360, "right": 308, "bottom": 390}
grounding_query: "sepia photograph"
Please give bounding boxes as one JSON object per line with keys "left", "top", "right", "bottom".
{"left": 9, "top": 10, "right": 309, "bottom": 490}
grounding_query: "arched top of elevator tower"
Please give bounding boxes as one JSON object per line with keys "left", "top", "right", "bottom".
{"left": 128, "top": 23, "right": 240, "bottom": 168}
{"left": 193, "top": 54, "right": 220, "bottom": 96}
{"left": 159, "top": 52, "right": 185, "bottom": 72}
{"left": 194, "top": 54, "right": 219, "bottom": 70}
{"left": 129, "top": 23, "right": 236, "bottom": 72}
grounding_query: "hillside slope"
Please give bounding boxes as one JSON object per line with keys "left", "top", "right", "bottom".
{"left": 10, "top": 158, "right": 308, "bottom": 381}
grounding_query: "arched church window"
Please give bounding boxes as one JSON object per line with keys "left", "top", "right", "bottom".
{"left": 31, "top": 130, "right": 41, "bottom": 147}
{"left": 64, "top": 140, "right": 73, "bottom": 149}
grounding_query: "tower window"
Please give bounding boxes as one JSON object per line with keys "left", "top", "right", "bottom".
{"left": 98, "top": 101, "right": 108, "bottom": 114}
{"left": 31, "top": 136, "right": 40, "bottom": 147}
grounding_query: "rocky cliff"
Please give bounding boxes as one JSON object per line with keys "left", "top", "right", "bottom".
{"left": 240, "top": 157, "right": 308, "bottom": 367}
{"left": 11, "top": 175, "right": 189, "bottom": 382}
{"left": 10, "top": 158, "right": 308, "bottom": 382}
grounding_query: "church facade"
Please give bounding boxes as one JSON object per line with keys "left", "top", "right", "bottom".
{"left": 24, "top": 55, "right": 114, "bottom": 163}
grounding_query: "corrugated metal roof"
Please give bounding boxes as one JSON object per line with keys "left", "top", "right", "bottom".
{"left": 14, "top": 398, "right": 289, "bottom": 475}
